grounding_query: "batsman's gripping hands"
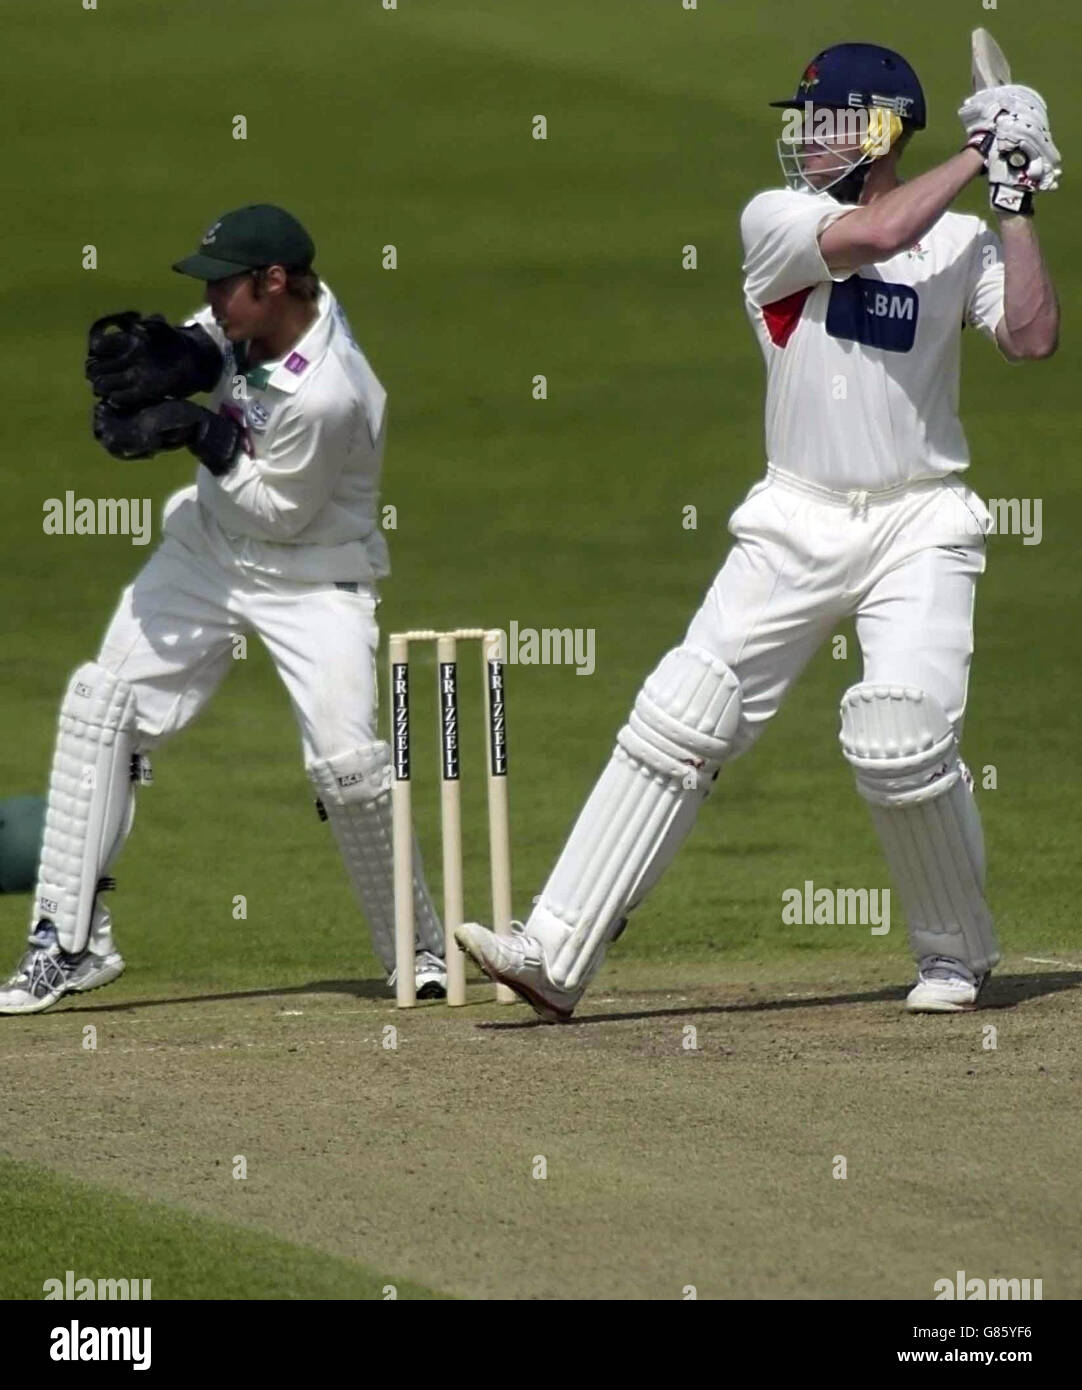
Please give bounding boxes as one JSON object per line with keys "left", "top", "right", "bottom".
{"left": 93, "top": 398, "right": 239, "bottom": 475}
{"left": 86, "top": 311, "right": 223, "bottom": 410}
{"left": 958, "top": 84, "right": 1061, "bottom": 215}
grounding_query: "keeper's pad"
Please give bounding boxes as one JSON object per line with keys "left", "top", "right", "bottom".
{"left": 840, "top": 685, "right": 1000, "bottom": 975}
{"left": 537, "top": 645, "right": 742, "bottom": 990}
{"left": 308, "top": 743, "right": 443, "bottom": 972}
{"left": 34, "top": 662, "right": 144, "bottom": 953}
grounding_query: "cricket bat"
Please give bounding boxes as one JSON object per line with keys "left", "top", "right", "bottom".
{"left": 971, "top": 27, "right": 1011, "bottom": 90}
{"left": 971, "top": 27, "right": 1033, "bottom": 182}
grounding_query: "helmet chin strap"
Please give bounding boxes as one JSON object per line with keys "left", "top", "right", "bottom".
{"left": 831, "top": 160, "right": 871, "bottom": 204}
{"left": 831, "top": 111, "right": 903, "bottom": 202}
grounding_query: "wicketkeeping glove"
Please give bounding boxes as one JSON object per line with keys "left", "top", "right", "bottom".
{"left": 86, "top": 312, "right": 223, "bottom": 410}
{"left": 93, "top": 399, "right": 240, "bottom": 474}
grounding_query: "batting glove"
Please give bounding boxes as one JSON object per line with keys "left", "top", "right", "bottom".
{"left": 958, "top": 84, "right": 1019, "bottom": 143}
{"left": 959, "top": 85, "right": 1060, "bottom": 215}
{"left": 992, "top": 107, "right": 1061, "bottom": 192}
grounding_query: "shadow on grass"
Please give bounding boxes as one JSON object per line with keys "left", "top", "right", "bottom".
{"left": 48, "top": 969, "right": 1081, "bottom": 1023}
{"left": 54, "top": 976, "right": 411, "bottom": 1015}
{"left": 473, "top": 970, "right": 1082, "bottom": 1029}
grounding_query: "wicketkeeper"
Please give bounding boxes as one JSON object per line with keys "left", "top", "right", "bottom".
{"left": 0, "top": 204, "right": 447, "bottom": 1014}
{"left": 458, "top": 42, "right": 1060, "bottom": 1018}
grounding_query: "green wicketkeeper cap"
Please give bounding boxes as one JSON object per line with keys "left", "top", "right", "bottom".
{"left": 172, "top": 204, "right": 316, "bottom": 282}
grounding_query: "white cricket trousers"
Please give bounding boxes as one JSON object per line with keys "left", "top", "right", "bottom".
{"left": 689, "top": 467, "right": 992, "bottom": 753}
{"left": 97, "top": 531, "right": 379, "bottom": 759}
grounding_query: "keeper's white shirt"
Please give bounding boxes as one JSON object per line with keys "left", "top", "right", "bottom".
{"left": 740, "top": 186, "right": 1007, "bottom": 492}
{"left": 162, "top": 281, "right": 390, "bottom": 582}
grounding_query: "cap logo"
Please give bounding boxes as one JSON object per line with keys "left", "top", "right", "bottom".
{"left": 798, "top": 63, "right": 819, "bottom": 92}
{"left": 848, "top": 91, "right": 914, "bottom": 118}
{"left": 202, "top": 219, "right": 223, "bottom": 247}
{"left": 284, "top": 352, "right": 309, "bottom": 375}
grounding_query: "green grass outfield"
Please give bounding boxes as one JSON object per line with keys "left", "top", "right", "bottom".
{"left": 1, "top": 0, "right": 1078, "bottom": 1299}
{"left": 0, "top": 1157, "right": 443, "bottom": 1301}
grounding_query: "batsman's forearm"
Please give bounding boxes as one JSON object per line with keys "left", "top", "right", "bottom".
{"left": 869, "top": 149, "right": 986, "bottom": 254}
{"left": 822, "top": 149, "right": 985, "bottom": 268}
{"left": 998, "top": 214, "right": 1059, "bottom": 357}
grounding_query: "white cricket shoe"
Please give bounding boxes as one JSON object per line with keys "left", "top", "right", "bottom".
{"left": 0, "top": 922, "right": 125, "bottom": 1016}
{"left": 906, "top": 955, "right": 987, "bottom": 1013}
{"left": 387, "top": 948, "right": 448, "bottom": 1001}
{"left": 455, "top": 921, "right": 582, "bottom": 1023}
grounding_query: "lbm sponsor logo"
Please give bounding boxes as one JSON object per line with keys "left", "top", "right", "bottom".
{"left": 827, "top": 276, "right": 919, "bottom": 352}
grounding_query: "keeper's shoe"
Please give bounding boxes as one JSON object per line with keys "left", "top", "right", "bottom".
{"left": 0, "top": 922, "right": 125, "bottom": 1016}
{"left": 387, "top": 948, "right": 448, "bottom": 1001}
{"left": 455, "top": 921, "right": 582, "bottom": 1023}
{"left": 906, "top": 955, "right": 987, "bottom": 1013}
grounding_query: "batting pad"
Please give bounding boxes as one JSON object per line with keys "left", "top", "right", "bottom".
{"left": 540, "top": 645, "right": 742, "bottom": 990}
{"left": 34, "top": 662, "right": 140, "bottom": 954}
{"left": 840, "top": 684, "right": 1000, "bottom": 975}
{"left": 308, "top": 743, "right": 442, "bottom": 972}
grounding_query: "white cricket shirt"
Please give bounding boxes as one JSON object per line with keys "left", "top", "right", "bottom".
{"left": 162, "top": 281, "right": 390, "bottom": 582}
{"left": 740, "top": 186, "right": 1007, "bottom": 492}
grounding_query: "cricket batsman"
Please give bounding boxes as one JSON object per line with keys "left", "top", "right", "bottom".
{"left": 0, "top": 204, "right": 447, "bottom": 1014}
{"left": 458, "top": 42, "right": 1060, "bottom": 1017}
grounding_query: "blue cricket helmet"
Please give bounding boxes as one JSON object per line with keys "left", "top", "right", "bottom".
{"left": 770, "top": 43, "right": 927, "bottom": 129}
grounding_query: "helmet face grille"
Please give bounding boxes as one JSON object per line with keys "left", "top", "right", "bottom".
{"left": 775, "top": 105, "right": 903, "bottom": 194}
{"left": 776, "top": 135, "right": 872, "bottom": 195}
